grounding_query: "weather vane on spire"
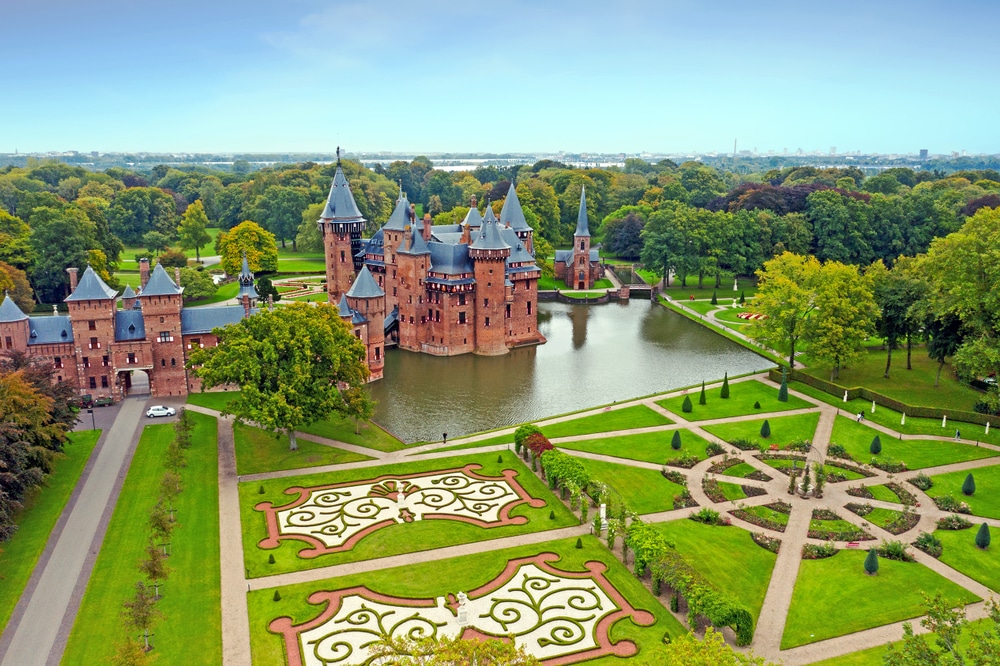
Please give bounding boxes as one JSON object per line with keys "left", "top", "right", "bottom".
{"left": 336, "top": 146, "right": 341, "bottom": 166}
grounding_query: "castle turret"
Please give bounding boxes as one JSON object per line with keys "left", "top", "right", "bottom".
{"left": 499, "top": 182, "right": 533, "bottom": 255}
{"left": 380, "top": 189, "right": 414, "bottom": 316}
{"left": 236, "top": 251, "right": 259, "bottom": 318}
{"left": 396, "top": 223, "right": 431, "bottom": 352}
{"left": 469, "top": 208, "right": 511, "bottom": 356}
{"left": 346, "top": 266, "right": 386, "bottom": 381}
{"left": 0, "top": 293, "right": 30, "bottom": 354}
{"left": 571, "top": 186, "right": 592, "bottom": 290}
{"left": 120, "top": 284, "right": 137, "bottom": 311}
{"left": 65, "top": 265, "right": 118, "bottom": 401}
{"left": 318, "top": 149, "right": 366, "bottom": 304}
{"left": 139, "top": 264, "right": 186, "bottom": 397}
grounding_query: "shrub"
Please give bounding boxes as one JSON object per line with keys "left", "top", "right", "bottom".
{"left": 664, "top": 454, "right": 700, "bottom": 468}
{"left": 575, "top": 537, "right": 583, "bottom": 549}
{"left": 661, "top": 469, "right": 687, "bottom": 485}
{"left": 273, "top": 590, "right": 281, "bottom": 601}
{"left": 540, "top": 450, "right": 588, "bottom": 489}
{"left": 870, "top": 435, "right": 882, "bottom": 455}
{"left": 699, "top": 381, "right": 707, "bottom": 406}
{"left": 760, "top": 420, "right": 771, "bottom": 438}
{"left": 785, "top": 439, "right": 812, "bottom": 453}
{"left": 846, "top": 485, "right": 874, "bottom": 499}
{"left": 751, "top": 533, "right": 781, "bottom": 553}
{"left": 877, "top": 540, "right": 914, "bottom": 562}
{"left": 158, "top": 249, "right": 189, "bottom": 268}
{"left": 753, "top": 400, "right": 761, "bottom": 409}
{"left": 937, "top": 514, "right": 973, "bottom": 530}
{"left": 258, "top": 485, "right": 265, "bottom": 494}
{"left": 672, "top": 489, "right": 697, "bottom": 509}
{"left": 977, "top": 523, "right": 991, "bottom": 549}
{"left": 268, "top": 554, "right": 275, "bottom": 564}
{"left": 671, "top": 430, "right": 682, "bottom": 450}
{"left": 909, "top": 472, "right": 933, "bottom": 490}
{"left": 934, "top": 495, "right": 971, "bottom": 514}
{"left": 962, "top": 473, "right": 976, "bottom": 496}
{"left": 864, "top": 548, "right": 879, "bottom": 575}
{"left": 802, "top": 542, "right": 837, "bottom": 559}
{"left": 549, "top": 510, "right": 555, "bottom": 520}
{"left": 846, "top": 502, "right": 874, "bottom": 517}
{"left": 739, "top": 291, "right": 745, "bottom": 305}
{"left": 705, "top": 442, "right": 725, "bottom": 457}
{"left": 514, "top": 424, "right": 542, "bottom": 454}
{"left": 885, "top": 482, "right": 918, "bottom": 506}
{"left": 670, "top": 594, "right": 679, "bottom": 612}
{"left": 497, "top": 454, "right": 503, "bottom": 463}
{"left": 690, "top": 507, "right": 725, "bottom": 525}
{"left": 682, "top": 395, "right": 693, "bottom": 413}
{"left": 524, "top": 432, "right": 553, "bottom": 458}
{"left": 871, "top": 457, "right": 907, "bottom": 474}
{"left": 827, "top": 444, "right": 851, "bottom": 460}
{"left": 721, "top": 372, "right": 730, "bottom": 399}
{"left": 913, "top": 532, "right": 943, "bottom": 558}
{"left": 778, "top": 371, "right": 788, "bottom": 403}
{"left": 710, "top": 291, "right": 718, "bottom": 305}
{"left": 731, "top": 437, "right": 760, "bottom": 451}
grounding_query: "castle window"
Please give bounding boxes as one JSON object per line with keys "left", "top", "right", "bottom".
{"left": 428, "top": 308, "right": 433, "bottom": 320}
{"left": 458, "top": 294, "right": 466, "bottom": 306}
{"left": 83, "top": 357, "right": 90, "bottom": 368}
{"left": 580, "top": 241, "right": 585, "bottom": 251}
{"left": 341, "top": 250, "right": 346, "bottom": 262}
{"left": 54, "top": 356, "right": 63, "bottom": 368}
{"left": 392, "top": 287, "right": 397, "bottom": 296}
{"left": 483, "top": 298, "right": 489, "bottom": 307}
{"left": 485, "top": 316, "right": 490, "bottom": 327}
{"left": 527, "top": 302, "right": 532, "bottom": 315}
{"left": 4, "top": 336, "right": 11, "bottom": 349}
{"left": 88, "top": 320, "right": 96, "bottom": 330}
{"left": 127, "top": 352, "right": 136, "bottom": 364}
{"left": 435, "top": 310, "right": 440, "bottom": 322}
{"left": 506, "top": 304, "right": 511, "bottom": 319}
{"left": 458, "top": 312, "right": 466, "bottom": 324}
{"left": 101, "top": 376, "right": 108, "bottom": 388}
{"left": 160, "top": 317, "right": 164, "bottom": 323}
{"left": 89, "top": 377, "right": 96, "bottom": 389}
{"left": 162, "top": 359, "right": 166, "bottom": 367}
{"left": 171, "top": 358, "right": 176, "bottom": 366}
{"left": 57, "top": 375, "right": 62, "bottom": 382}
{"left": 159, "top": 331, "right": 173, "bottom": 343}
{"left": 102, "top": 355, "right": 109, "bottom": 367}
{"left": 89, "top": 337, "right": 100, "bottom": 349}
{"left": 375, "top": 346, "right": 381, "bottom": 360}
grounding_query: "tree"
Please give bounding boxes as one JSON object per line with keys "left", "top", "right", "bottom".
{"left": 121, "top": 581, "right": 161, "bottom": 651}
{"left": 157, "top": 249, "right": 187, "bottom": 268}
{"left": 699, "top": 381, "right": 707, "bottom": 405}
{"left": 0, "top": 261, "right": 34, "bottom": 312}
{"left": 807, "top": 260, "right": 878, "bottom": 380}
{"left": 177, "top": 199, "right": 211, "bottom": 261}
{"left": 178, "top": 267, "right": 217, "bottom": 302}
{"left": 110, "top": 636, "right": 155, "bottom": 666}
{"left": 760, "top": 420, "right": 771, "bottom": 438}
{"left": 189, "top": 302, "right": 369, "bottom": 450}
{"left": 138, "top": 537, "right": 170, "bottom": 599}
{"left": 924, "top": 314, "right": 964, "bottom": 387}
{"left": 107, "top": 187, "right": 177, "bottom": 245}
{"left": 142, "top": 231, "right": 171, "bottom": 259}
{"left": 255, "top": 276, "right": 280, "bottom": 304}
{"left": 883, "top": 593, "right": 1000, "bottom": 666}
{"left": 870, "top": 436, "right": 882, "bottom": 455}
{"left": 748, "top": 252, "right": 820, "bottom": 369}
{"left": 777, "top": 370, "right": 788, "bottom": 402}
{"left": 864, "top": 547, "right": 879, "bottom": 575}
{"left": 638, "top": 627, "right": 776, "bottom": 665}
{"left": 813, "top": 463, "right": 826, "bottom": 498}
{"left": 671, "top": 430, "right": 682, "bottom": 450}
{"left": 721, "top": 372, "right": 730, "bottom": 399}
{"left": 216, "top": 221, "right": 278, "bottom": 275}
{"left": 29, "top": 206, "right": 98, "bottom": 302}
{"left": 249, "top": 185, "right": 310, "bottom": 249}
{"left": 0, "top": 209, "right": 34, "bottom": 269}
{"left": 294, "top": 202, "right": 325, "bottom": 254}
{"left": 962, "top": 473, "right": 976, "bottom": 496}
{"left": 681, "top": 395, "right": 693, "bottom": 413}
{"left": 368, "top": 633, "right": 540, "bottom": 665}
{"left": 977, "top": 522, "right": 991, "bottom": 549}
{"left": 342, "top": 385, "right": 376, "bottom": 434}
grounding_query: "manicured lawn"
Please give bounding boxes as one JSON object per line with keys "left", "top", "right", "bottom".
{"left": 423, "top": 432, "right": 515, "bottom": 453}
{"left": 184, "top": 280, "right": 240, "bottom": 306}
{"left": 562, "top": 290, "right": 607, "bottom": 299}
{"left": 719, "top": 462, "right": 762, "bottom": 479}
{"left": 247, "top": 535, "right": 686, "bottom": 666}
{"left": 240, "top": 452, "right": 575, "bottom": 577}
{"left": 654, "top": 520, "right": 776, "bottom": 622}
{"left": 927, "top": 464, "right": 1000, "bottom": 519}
{"left": 657, "top": 379, "right": 813, "bottom": 421}
{"left": 806, "top": 617, "right": 994, "bottom": 666}
{"left": 276, "top": 247, "right": 322, "bottom": 259}
{"left": 829, "top": 416, "right": 998, "bottom": 470}
{"left": 0, "top": 430, "right": 100, "bottom": 633}
{"left": 543, "top": 405, "right": 673, "bottom": 439}
{"left": 868, "top": 484, "right": 904, "bottom": 503}
{"left": 275, "top": 258, "right": 326, "bottom": 274}
{"left": 288, "top": 292, "right": 328, "bottom": 302}
{"left": 936, "top": 529, "right": 1000, "bottom": 593}
{"left": 744, "top": 505, "right": 790, "bottom": 528}
{"left": 186, "top": 390, "right": 239, "bottom": 412}
{"left": 63, "top": 413, "right": 222, "bottom": 665}
{"left": 575, "top": 457, "right": 683, "bottom": 513}
{"left": 702, "top": 413, "right": 821, "bottom": 449}
{"left": 782, "top": 551, "right": 979, "bottom": 649}
{"left": 660, "top": 280, "right": 757, "bottom": 301}
{"left": 823, "top": 463, "right": 868, "bottom": 481}
{"left": 233, "top": 423, "right": 374, "bottom": 475}
{"left": 544, "top": 277, "right": 614, "bottom": 291}
{"left": 558, "top": 429, "right": 714, "bottom": 465}
{"left": 718, "top": 480, "right": 749, "bottom": 501}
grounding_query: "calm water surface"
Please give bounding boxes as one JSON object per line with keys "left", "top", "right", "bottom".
{"left": 369, "top": 300, "right": 773, "bottom": 442}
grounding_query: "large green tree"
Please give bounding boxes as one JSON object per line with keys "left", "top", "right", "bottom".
{"left": 216, "top": 220, "right": 279, "bottom": 275}
{"left": 107, "top": 187, "right": 177, "bottom": 245}
{"left": 884, "top": 594, "right": 1000, "bottom": 665}
{"left": 189, "top": 302, "right": 371, "bottom": 450}
{"left": 177, "top": 199, "right": 212, "bottom": 261}
{"left": 29, "top": 206, "right": 98, "bottom": 302}
{"left": 748, "top": 252, "right": 821, "bottom": 369}
{"left": 808, "top": 260, "right": 877, "bottom": 380}
{"left": 249, "top": 185, "right": 310, "bottom": 249}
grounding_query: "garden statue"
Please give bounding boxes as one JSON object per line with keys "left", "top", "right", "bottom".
{"left": 901, "top": 413, "right": 906, "bottom": 426}
{"left": 456, "top": 591, "right": 469, "bottom": 625}
{"left": 871, "top": 400, "right": 876, "bottom": 413}
{"left": 843, "top": 390, "right": 848, "bottom": 402}
{"left": 599, "top": 503, "right": 608, "bottom": 531}
{"left": 942, "top": 415, "right": 947, "bottom": 428}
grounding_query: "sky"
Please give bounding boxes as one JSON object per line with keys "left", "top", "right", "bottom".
{"left": 4, "top": 0, "right": 999, "bottom": 155}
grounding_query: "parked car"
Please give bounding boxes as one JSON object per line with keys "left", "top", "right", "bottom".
{"left": 986, "top": 376, "right": 997, "bottom": 387}
{"left": 94, "top": 396, "right": 114, "bottom": 407}
{"left": 146, "top": 405, "right": 176, "bottom": 418}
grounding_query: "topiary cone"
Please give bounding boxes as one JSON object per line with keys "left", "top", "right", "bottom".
{"left": 760, "top": 420, "right": 771, "bottom": 439}
{"left": 699, "top": 381, "right": 707, "bottom": 405}
{"left": 864, "top": 548, "right": 879, "bottom": 575}
{"left": 711, "top": 291, "right": 718, "bottom": 305}
{"left": 682, "top": 395, "right": 693, "bottom": 413}
{"left": 963, "top": 473, "right": 976, "bottom": 496}
{"left": 778, "top": 370, "right": 788, "bottom": 402}
{"left": 870, "top": 436, "right": 882, "bottom": 455}
{"left": 721, "top": 372, "right": 730, "bottom": 399}
{"left": 575, "top": 537, "right": 583, "bottom": 549}
{"left": 976, "top": 522, "right": 991, "bottom": 549}
{"left": 671, "top": 430, "right": 682, "bottom": 450}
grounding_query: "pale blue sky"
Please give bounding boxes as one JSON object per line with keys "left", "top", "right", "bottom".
{"left": 5, "top": 0, "right": 998, "bottom": 155}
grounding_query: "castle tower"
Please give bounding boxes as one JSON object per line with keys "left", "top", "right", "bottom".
{"left": 345, "top": 266, "right": 386, "bottom": 381}
{"left": 139, "top": 264, "right": 186, "bottom": 397}
{"left": 319, "top": 149, "right": 366, "bottom": 304}
{"left": 65, "top": 266, "right": 118, "bottom": 401}
{"left": 499, "top": 182, "right": 533, "bottom": 255}
{"left": 572, "top": 186, "right": 592, "bottom": 290}
{"left": 120, "top": 284, "right": 137, "bottom": 311}
{"left": 380, "top": 190, "right": 415, "bottom": 316}
{"left": 396, "top": 225, "right": 431, "bottom": 352}
{"left": 0, "top": 293, "right": 30, "bottom": 354}
{"left": 236, "top": 251, "right": 259, "bottom": 318}
{"left": 469, "top": 208, "right": 511, "bottom": 356}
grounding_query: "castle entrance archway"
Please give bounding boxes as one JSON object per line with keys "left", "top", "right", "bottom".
{"left": 118, "top": 368, "right": 151, "bottom": 397}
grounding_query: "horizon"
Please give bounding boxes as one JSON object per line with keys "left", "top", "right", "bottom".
{"left": 5, "top": 0, "right": 1000, "bottom": 155}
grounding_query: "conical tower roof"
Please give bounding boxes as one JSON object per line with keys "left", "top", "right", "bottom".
{"left": 320, "top": 161, "right": 365, "bottom": 223}
{"left": 574, "top": 186, "right": 591, "bottom": 238}
{"left": 461, "top": 206, "right": 483, "bottom": 229}
{"left": 237, "top": 252, "right": 259, "bottom": 301}
{"left": 65, "top": 265, "right": 117, "bottom": 301}
{"left": 121, "top": 284, "right": 136, "bottom": 299}
{"left": 499, "top": 182, "right": 531, "bottom": 232}
{"left": 0, "top": 293, "right": 28, "bottom": 322}
{"left": 399, "top": 227, "right": 431, "bottom": 255}
{"left": 140, "top": 263, "right": 183, "bottom": 297}
{"left": 470, "top": 217, "right": 510, "bottom": 252}
{"left": 383, "top": 191, "right": 413, "bottom": 231}
{"left": 346, "top": 265, "right": 385, "bottom": 299}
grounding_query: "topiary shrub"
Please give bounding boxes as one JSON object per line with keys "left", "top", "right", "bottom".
{"left": 711, "top": 291, "right": 718, "bottom": 305}
{"left": 721, "top": 372, "right": 730, "bottom": 399}
{"left": 778, "top": 370, "right": 788, "bottom": 403}
{"left": 671, "top": 431, "right": 682, "bottom": 450}
{"left": 497, "top": 454, "right": 503, "bottom": 463}
{"left": 870, "top": 436, "right": 882, "bottom": 455}
{"left": 549, "top": 510, "right": 555, "bottom": 520}
{"left": 977, "top": 522, "right": 991, "bottom": 549}
{"left": 258, "top": 485, "right": 265, "bottom": 494}
{"left": 699, "top": 381, "right": 707, "bottom": 405}
{"left": 273, "top": 590, "right": 281, "bottom": 601}
{"left": 760, "top": 420, "right": 771, "bottom": 438}
{"left": 682, "top": 395, "right": 693, "bottom": 413}
{"left": 575, "top": 537, "right": 583, "bottom": 549}
{"left": 910, "top": 472, "right": 933, "bottom": 491}
{"left": 268, "top": 554, "right": 275, "bottom": 565}
{"left": 739, "top": 291, "right": 746, "bottom": 305}
{"left": 864, "top": 548, "right": 879, "bottom": 575}
{"left": 963, "top": 473, "right": 976, "bottom": 496}
{"left": 753, "top": 400, "right": 761, "bottom": 410}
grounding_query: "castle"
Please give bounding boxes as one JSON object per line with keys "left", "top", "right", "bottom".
{"left": 0, "top": 160, "right": 546, "bottom": 400}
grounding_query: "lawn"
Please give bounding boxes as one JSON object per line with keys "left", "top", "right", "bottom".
{"left": 543, "top": 404, "right": 673, "bottom": 439}
{"left": 660, "top": 278, "right": 757, "bottom": 301}
{"left": 702, "top": 412, "right": 821, "bottom": 449}
{"left": 782, "top": 551, "right": 979, "bottom": 649}
{"left": 575, "top": 457, "right": 683, "bottom": 513}
{"left": 184, "top": 280, "right": 239, "bottom": 306}
{"left": 718, "top": 462, "right": 765, "bottom": 479}
{"left": 868, "top": 484, "right": 904, "bottom": 503}
{"left": 240, "top": 451, "right": 575, "bottom": 577}
{"left": 936, "top": 528, "right": 1000, "bottom": 593}
{"left": 654, "top": 520, "right": 777, "bottom": 622}
{"left": 926, "top": 464, "right": 1000, "bottom": 519}
{"left": 0, "top": 430, "right": 100, "bottom": 633}
{"left": 543, "top": 277, "right": 615, "bottom": 291}
{"left": 657, "top": 379, "right": 813, "bottom": 421}
{"left": 275, "top": 258, "right": 326, "bottom": 274}
{"left": 823, "top": 462, "right": 869, "bottom": 481}
{"left": 717, "top": 480, "right": 750, "bottom": 501}
{"left": 247, "top": 535, "right": 686, "bottom": 666}
{"left": 288, "top": 292, "right": 328, "bottom": 302}
{"left": 422, "top": 431, "right": 515, "bottom": 453}
{"left": 233, "top": 423, "right": 374, "bottom": 475}
{"left": 62, "top": 413, "right": 222, "bottom": 665}
{"left": 558, "top": 428, "right": 714, "bottom": 465}
{"left": 738, "top": 504, "right": 790, "bottom": 529}
{"left": 829, "top": 416, "right": 998, "bottom": 470}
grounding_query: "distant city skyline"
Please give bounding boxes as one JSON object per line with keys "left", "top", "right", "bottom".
{"left": 5, "top": 0, "right": 999, "bottom": 155}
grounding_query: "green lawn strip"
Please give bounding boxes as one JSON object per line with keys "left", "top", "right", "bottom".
{"left": 741, "top": 505, "right": 790, "bottom": 527}
{"left": 248, "top": 535, "right": 686, "bottom": 666}
{"left": 0, "top": 430, "right": 100, "bottom": 633}
{"left": 241, "top": 452, "right": 575, "bottom": 577}
{"left": 558, "top": 429, "right": 713, "bottom": 465}
{"left": 275, "top": 247, "right": 322, "bottom": 259}
{"left": 861, "top": 508, "right": 907, "bottom": 531}
{"left": 653, "top": 520, "right": 777, "bottom": 623}
{"left": 685, "top": 301, "right": 719, "bottom": 316}
{"left": 830, "top": 416, "right": 998, "bottom": 470}
{"left": 575, "top": 457, "right": 682, "bottom": 513}
{"left": 275, "top": 258, "right": 326, "bottom": 273}
{"left": 542, "top": 405, "right": 673, "bottom": 439}
{"left": 781, "top": 551, "right": 980, "bottom": 649}
{"left": 702, "top": 412, "right": 821, "bottom": 449}
{"left": 657, "top": 380, "right": 812, "bottom": 421}
{"left": 823, "top": 463, "right": 868, "bottom": 481}
{"left": 659, "top": 297, "right": 785, "bottom": 367}
{"left": 661, "top": 281, "right": 757, "bottom": 300}
{"left": 184, "top": 280, "right": 239, "bottom": 307}
{"left": 233, "top": 423, "right": 374, "bottom": 475}
{"left": 868, "top": 484, "right": 904, "bottom": 503}
{"left": 287, "top": 292, "right": 328, "bottom": 302}
{"left": 935, "top": 529, "right": 1000, "bottom": 592}
{"left": 926, "top": 464, "right": 1000, "bottom": 519}
{"left": 718, "top": 462, "right": 760, "bottom": 479}
{"left": 805, "top": 617, "right": 993, "bottom": 666}
{"left": 63, "top": 413, "right": 222, "bottom": 665}
{"left": 760, "top": 458, "right": 800, "bottom": 472}
{"left": 809, "top": 519, "right": 866, "bottom": 537}
{"left": 719, "top": 481, "right": 748, "bottom": 501}
{"left": 421, "top": 432, "right": 514, "bottom": 453}
{"left": 186, "top": 390, "right": 238, "bottom": 412}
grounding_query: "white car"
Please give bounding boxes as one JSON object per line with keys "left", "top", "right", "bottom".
{"left": 146, "top": 405, "right": 176, "bottom": 418}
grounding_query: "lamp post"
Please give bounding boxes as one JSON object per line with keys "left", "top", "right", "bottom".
{"left": 86, "top": 408, "right": 96, "bottom": 430}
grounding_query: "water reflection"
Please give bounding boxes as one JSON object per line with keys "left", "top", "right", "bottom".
{"left": 369, "top": 300, "right": 773, "bottom": 443}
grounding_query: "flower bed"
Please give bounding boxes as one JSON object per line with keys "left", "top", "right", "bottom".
{"left": 663, "top": 454, "right": 700, "bottom": 469}
{"left": 673, "top": 489, "right": 698, "bottom": 510}
{"left": 884, "top": 482, "right": 918, "bottom": 506}
{"left": 936, "top": 514, "right": 973, "bottom": 530}
{"left": 703, "top": 478, "right": 767, "bottom": 503}
{"left": 808, "top": 509, "right": 873, "bottom": 541}
{"left": 707, "top": 457, "right": 744, "bottom": 474}
{"left": 752, "top": 532, "right": 781, "bottom": 553}
{"left": 933, "top": 495, "right": 971, "bottom": 514}
{"left": 731, "top": 437, "right": 761, "bottom": 452}
{"left": 870, "top": 457, "right": 907, "bottom": 474}
{"left": 754, "top": 453, "right": 807, "bottom": 476}
{"left": 845, "top": 485, "right": 874, "bottom": 500}
{"left": 729, "top": 501, "right": 791, "bottom": 533}
{"left": 801, "top": 542, "right": 837, "bottom": 560}
{"left": 844, "top": 503, "right": 920, "bottom": 535}
{"left": 823, "top": 460, "right": 876, "bottom": 482}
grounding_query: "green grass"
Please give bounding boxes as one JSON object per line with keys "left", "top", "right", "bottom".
{"left": 717, "top": 480, "right": 749, "bottom": 501}
{"left": 184, "top": 280, "right": 239, "bottom": 306}
{"left": 287, "top": 292, "right": 328, "bottom": 302}
{"left": 741, "top": 504, "right": 790, "bottom": 527}
{"left": 782, "top": 551, "right": 979, "bottom": 649}
{"left": 247, "top": 535, "right": 686, "bottom": 666}
{"left": 275, "top": 258, "right": 326, "bottom": 274}
{"left": 423, "top": 432, "right": 515, "bottom": 453}
{"left": 240, "top": 452, "right": 575, "bottom": 577}
{"left": 829, "top": 416, "right": 998, "bottom": 470}
{"left": 823, "top": 462, "right": 868, "bottom": 481}
{"left": 0, "top": 430, "right": 100, "bottom": 633}
{"left": 857, "top": 507, "right": 908, "bottom": 531}
{"left": 702, "top": 412, "right": 821, "bottom": 449}
{"left": 233, "top": 423, "right": 374, "bottom": 475}
{"left": 276, "top": 246, "right": 322, "bottom": 259}
{"left": 936, "top": 528, "right": 1000, "bottom": 593}
{"left": 542, "top": 405, "right": 673, "bottom": 439}
{"left": 657, "top": 379, "right": 813, "bottom": 421}
{"left": 660, "top": 278, "right": 757, "bottom": 301}
{"left": 558, "top": 429, "right": 714, "bottom": 465}
{"left": 868, "top": 484, "right": 904, "bottom": 503}
{"left": 545, "top": 277, "right": 614, "bottom": 291}
{"left": 927, "top": 464, "right": 1000, "bottom": 519}
{"left": 562, "top": 290, "right": 606, "bottom": 299}
{"left": 186, "top": 390, "right": 238, "bottom": 412}
{"left": 575, "top": 457, "right": 682, "bottom": 513}
{"left": 654, "top": 521, "right": 777, "bottom": 622}
{"left": 718, "top": 462, "right": 761, "bottom": 479}
{"left": 63, "top": 413, "right": 222, "bottom": 665}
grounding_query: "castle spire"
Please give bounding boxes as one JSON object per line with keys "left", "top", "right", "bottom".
{"left": 574, "top": 186, "right": 591, "bottom": 238}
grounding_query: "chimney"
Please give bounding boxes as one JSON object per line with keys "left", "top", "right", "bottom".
{"left": 139, "top": 258, "right": 151, "bottom": 290}
{"left": 242, "top": 293, "right": 251, "bottom": 319}
{"left": 66, "top": 267, "right": 79, "bottom": 292}
{"left": 174, "top": 267, "right": 182, "bottom": 287}
{"left": 422, "top": 213, "right": 432, "bottom": 242}
{"left": 409, "top": 203, "right": 416, "bottom": 223}
{"left": 461, "top": 223, "right": 471, "bottom": 246}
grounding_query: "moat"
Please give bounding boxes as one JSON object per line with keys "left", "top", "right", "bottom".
{"left": 369, "top": 299, "right": 774, "bottom": 442}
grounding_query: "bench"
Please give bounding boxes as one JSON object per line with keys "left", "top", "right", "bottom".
{"left": 847, "top": 541, "right": 860, "bottom": 549}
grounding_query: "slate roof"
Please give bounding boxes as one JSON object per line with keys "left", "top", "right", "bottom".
{"left": 554, "top": 249, "right": 601, "bottom": 264}
{"left": 382, "top": 193, "right": 413, "bottom": 231}
{"left": 115, "top": 310, "right": 146, "bottom": 341}
{"left": 141, "top": 264, "right": 182, "bottom": 297}
{"left": 428, "top": 242, "right": 473, "bottom": 275}
{"left": 28, "top": 316, "right": 73, "bottom": 345}
{"left": 120, "top": 285, "right": 136, "bottom": 299}
{"left": 337, "top": 294, "right": 354, "bottom": 318}
{"left": 237, "top": 254, "right": 259, "bottom": 301}
{"left": 399, "top": 229, "right": 430, "bottom": 255}
{"left": 346, "top": 265, "right": 384, "bottom": 299}
{"left": 483, "top": 205, "right": 499, "bottom": 225}
{"left": 65, "top": 265, "right": 117, "bottom": 301}
{"left": 0, "top": 295, "right": 28, "bottom": 322}
{"left": 180, "top": 306, "right": 253, "bottom": 334}
{"left": 470, "top": 218, "right": 510, "bottom": 252}
{"left": 320, "top": 166, "right": 365, "bottom": 222}
{"left": 461, "top": 206, "right": 483, "bottom": 229}
{"left": 499, "top": 183, "right": 531, "bottom": 232}
{"left": 574, "top": 186, "right": 591, "bottom": 238}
